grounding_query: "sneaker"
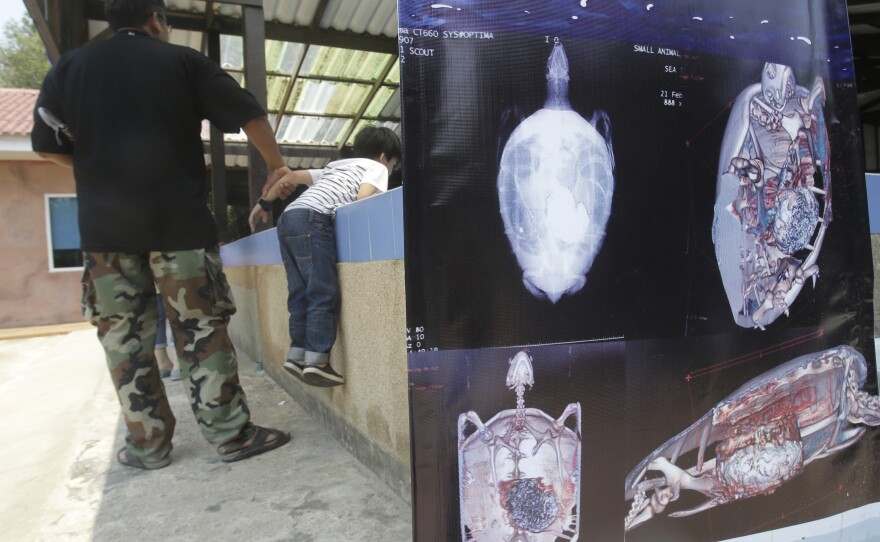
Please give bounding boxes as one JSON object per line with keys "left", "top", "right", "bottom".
{"left": 302, "top": 364, "right": 345, "bottom": 387}
{"left": 283, "top": 359, "right": 306, "bottom": 377}
{"left": 170, "top": 368, "right": 182, "bottom": 381}
{"left": 159, "top": 368, "right": 171, "bottom": 378}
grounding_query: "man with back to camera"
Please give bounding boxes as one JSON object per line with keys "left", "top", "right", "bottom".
{"left": 249, "top": 126, "right": 400, "bottom": 387}
{"left": 31, "top": 0, "right": 291, "bottom": 469}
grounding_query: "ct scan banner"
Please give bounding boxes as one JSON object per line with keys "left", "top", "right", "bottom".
{"left": 399, "top": 1, "right": 879, "bottom": 540}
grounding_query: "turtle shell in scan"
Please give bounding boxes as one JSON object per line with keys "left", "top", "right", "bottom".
{"left": 712, "top": 63, "right": 831, "bottom": 329}
{"left": 498, "top": 42, "right": 614, "bottom": 303}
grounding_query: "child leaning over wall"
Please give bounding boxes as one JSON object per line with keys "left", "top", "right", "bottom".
{"left": 248, "top": 125, "right": 401, "bottom": 387}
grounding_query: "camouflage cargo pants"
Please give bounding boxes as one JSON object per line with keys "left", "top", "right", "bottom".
{"left": 82, "top": 249, "right": 251, "bottom": 464}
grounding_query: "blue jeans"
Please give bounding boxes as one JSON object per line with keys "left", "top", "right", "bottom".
{"left": 154, "top": 294, "right": 174, "bottom": 349}
{"left": 277, "top": 208, "right": 340, "bottom": 366}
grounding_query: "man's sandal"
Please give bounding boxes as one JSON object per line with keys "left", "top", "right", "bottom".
{"left": 117, "top": 446, "right": 172, "bottom": 470}
{"left": 218, "top": 426, "right": 290, "bottom": 463}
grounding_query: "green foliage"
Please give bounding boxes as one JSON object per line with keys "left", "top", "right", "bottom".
{"left": 0, "top": 16, "right": 51, "bottom": 89}
{"left": 207, "top": 194, "right": 252, "bottom": 243}
{"left": 226, "top": 204, "right": 250, "bottom": 242}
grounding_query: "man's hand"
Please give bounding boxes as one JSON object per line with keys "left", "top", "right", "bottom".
{"left": 241, "top": 115, "right": 289, "bottom": 197}
{"left": 261, "top": 165, "right": 292, "bottom": 197}
{"left": 274, "top": 181, "right": 296, "bottom": 200}
{"left": 248, "top": 203, "right": 269, "bottom": 233}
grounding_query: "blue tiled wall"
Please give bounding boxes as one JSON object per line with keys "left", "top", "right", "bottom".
{"left": 221, "top": 187, "right": 404, "bottom": 267}
{"left": 335, "top": 186, "right": 404, "bottom": 262}
{"left": 867, "top": 173, "right": 880, "bottom": 234}
{"left": 221, "top": 228, "right": 282, "bottom": 266}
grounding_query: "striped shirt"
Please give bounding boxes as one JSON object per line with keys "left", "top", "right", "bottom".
{"left": 283, "top": 158, "right": 389, "bottom": 216}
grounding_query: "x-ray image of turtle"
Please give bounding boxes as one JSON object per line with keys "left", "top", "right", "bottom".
{"left": 458, "top": 351, "right": 582, "bottom": 541}
{"left": 498, "top": 40, "right": 614, "bottom": 303}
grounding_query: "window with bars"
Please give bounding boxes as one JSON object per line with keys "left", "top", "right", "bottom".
{"left": 45, "top": 195, "right": 82, "bottom": 271}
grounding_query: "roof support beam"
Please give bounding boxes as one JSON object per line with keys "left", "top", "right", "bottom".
{"left": 265, "top": 23, "right": 396, "bottom": 54}
{"left": 270, "top": 111, "right": 400, "bottom": 123}
{"left": 283, "top": 145, "right": 339, "bottom": 158}
{"left": 207, "top": 30, "right": 229, "bottom": 242}
{"left": 862, "top": 94, "right": 880, "bottom": 114}
{"left": 23, "top": 0, "right": 61, "bottom": 62}
{"left": 200, "top": 0, "right": 216, "bottom": 54}
{"left": 241, "top": 3, "right": 271, "bottom": 229}
{"left": 206, "top": 143, "right": 340, "bottom": 159}
{"left": 51, "top": 0, "right": 89, "bottom": 52}
{"left": 310, "top": 0, "right": 331, "bottom": 31}
{"left": 849, "top": 13, "right": 880, "bottom": 27}
{"left": 273, "top": 43, "right": 311, "bottom": 134}
{"left": 278, "top": 73, "right": 399, "bottom": 86}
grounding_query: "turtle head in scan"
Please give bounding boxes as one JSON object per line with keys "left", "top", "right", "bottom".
{"left": 506, "top": 351, "right": 535, "bottom": 391}
{"left": 761, "top": 63, "right": 795, "bottom": 110}
{"left": 545, "top": 42, "right": 570, "bottom": 109}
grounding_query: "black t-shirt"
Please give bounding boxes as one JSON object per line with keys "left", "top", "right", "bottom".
{"left": 31, "top": 29, "right": 265, "bottom": 252}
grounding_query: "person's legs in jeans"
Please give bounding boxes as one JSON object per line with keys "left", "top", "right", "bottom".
{"left": 276, "top": 209, "right": 342, "bottom": 385}
{"left": 277, "top": 210, "right": 308, "bottom": 366}
{"left": 149, "top": 249, "right": 252, "bottom": 446}
{"left": 84, "top": 252, "right": 176, "bottom": 464}
{"left": 301, "top": 213, "right": 340, "bottom": 366}
{"left": 154, "top": 293, "right": 179, "bottom": 378}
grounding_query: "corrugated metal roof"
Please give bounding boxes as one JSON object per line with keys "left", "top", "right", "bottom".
{"left": 0, "top": 89, "right": 38, "bottom": 136}
{"left": 147, "top": 0, "right": 398, "bottom": 38}
{"left": 278, "top": 114, "right": 351, "bottom": 144}
{"left": 321, "top": 0, "right": 398, "bottom": 37}
{"left": 217, "top": 37, "right": 399, "bottom": 147}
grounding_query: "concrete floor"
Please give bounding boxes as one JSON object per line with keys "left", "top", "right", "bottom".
{"left": 0, "top": 328, "right": 412, "bottom": 542}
